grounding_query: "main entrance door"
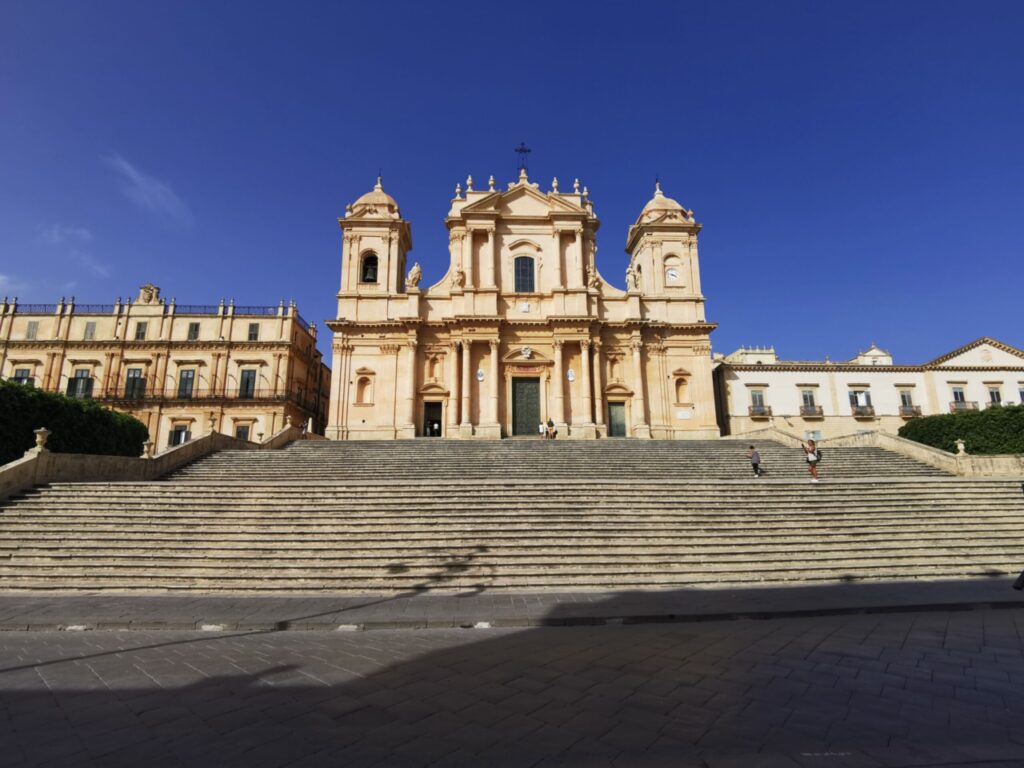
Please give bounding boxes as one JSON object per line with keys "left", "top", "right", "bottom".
{"left": 511, "top": 377, "right": 540, "bottom": 436}
{"left": 608, "top": 402, "right": 627, "bottom": 437}
{"left": 423, "top": 402, "right": 442, "bottom": 437}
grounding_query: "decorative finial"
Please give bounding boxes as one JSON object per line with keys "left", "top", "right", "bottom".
{"left": 582, "top": 186, "right": 589, "bottom": 198}
{"left": 488, "top": 175, "right": 495, "bottom": 191}
{"left": 551, "top": 177, "right": 559, "bottom": 192}
{"left": 573, "top": 178, "right": 580, "bottom": 193}
{"left": 374, "top": 174, "right": 383, "bottom": 190}
{"left": 654, "top": 178, "right": 663, "bottom": 196}
{"left": 466, "top": 174, "right": 473, "bottom": 192}
{"left": 455, "top": 182, "right": 462, "bottom": 199}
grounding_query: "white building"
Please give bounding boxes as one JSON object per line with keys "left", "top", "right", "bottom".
{"left": 714, "top": 337, "right": 1024, "bottom": 440}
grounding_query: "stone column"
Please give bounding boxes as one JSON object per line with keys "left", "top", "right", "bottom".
{"left": 550, "top": 230, "right": 563, "bottom": 289}
{"left": 488, "top": 339, "right": 499, "bottom": 424}
{"left": 447, "top": 341, "right": 460, "bottom": 431}
{"left": 569, "top": 228, "right": 584, "bottom": 289}
{"left": 553, "top": 339, "right": 565, "bottom": 426}
{"left": 405, "top": 339, "right": 418, "bottom": 431}
{"left": 580, "top": 340, "right": 592, "bottom": 423}
{"left": 270, "top": 353, "right": 282, "bottom": 396}
{"left": 484, "top": 227, "right": 496, "bottom": 289}
{"left": 630, "top": 337, "right": 650, "bottom": 436}
{"left": 460, "top": 339, "right": 472, "bottom": 428}
{"left": 462, "top": 230, "right": 474, "bottom": 289}
{"left": 593, "top": 340, "right": 605, "bottom": 427}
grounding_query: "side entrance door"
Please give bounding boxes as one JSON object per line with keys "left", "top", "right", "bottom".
{"left": 608, "top": 402, "right": 627, "bottom": 437}
{"left": 511, "top": 377, "right": 540, "bottom": 436}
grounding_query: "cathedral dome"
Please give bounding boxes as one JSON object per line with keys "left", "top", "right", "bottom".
{"left": 641, "top": 182, "right": 687, "bottom": 216}
{"left": 348, "top": 177, "right": 400, "bottom": 218}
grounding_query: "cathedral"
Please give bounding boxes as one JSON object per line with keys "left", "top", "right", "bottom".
{"left": 325, "top": 169, "right": 719, "bottom": 439}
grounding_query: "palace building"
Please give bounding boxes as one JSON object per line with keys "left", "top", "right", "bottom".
{"left": 714, "top": 337, "right": 1024, "bottom": 440}
{"left": 0, "top": 286, "right": 330, "bottom": 446}
{"left": 325, "top": 170, "right": 720, "bottom": 439}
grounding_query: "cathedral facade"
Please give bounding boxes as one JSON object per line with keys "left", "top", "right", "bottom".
{"left": 325, "top": 170, "right": 719, "bottom": 439}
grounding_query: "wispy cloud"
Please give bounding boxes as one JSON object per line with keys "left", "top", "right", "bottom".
{"left": 38, "top": 223, "right": 94, "bottom": 245}
{"left": 103, "top": 154, "right": 193, "bottom": 225}
{"left": 72, "top": 249, "right": 111, "bottom": 278}
{"left": 0, "top": 273, "right": 29, "bottom": 297}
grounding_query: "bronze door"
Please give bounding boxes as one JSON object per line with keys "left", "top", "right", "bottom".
{"left": 511, "top": 377, "right": 540, "bottom": 436}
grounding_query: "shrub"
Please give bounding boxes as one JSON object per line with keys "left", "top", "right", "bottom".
{"left": 0, "top": 380, "right": 149, "bottom": 465}
{"left": 898, "top": 404, "right": 1024, "bottom": 455}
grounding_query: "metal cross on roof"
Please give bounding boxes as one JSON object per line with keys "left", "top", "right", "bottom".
{"left": 514, "top": 142, "right": 531, "bottom": 171}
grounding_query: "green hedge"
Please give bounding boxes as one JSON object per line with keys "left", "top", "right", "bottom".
{"left": 0, "top": 380, "right": 149, "bottom": 465}
{"left": 898, "top": 404, "right": 1024, "bottom": 455}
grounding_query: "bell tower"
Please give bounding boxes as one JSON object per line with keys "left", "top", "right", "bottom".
{"left": 338, "top": 177, "right": 413, "bottom": 298}
{"left": 625, "top": 182, "right": 703, "bottom": 301}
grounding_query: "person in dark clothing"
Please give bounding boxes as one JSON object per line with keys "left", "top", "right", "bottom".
{"left": 747, "top": 445, "right": 761, "bottom": 477}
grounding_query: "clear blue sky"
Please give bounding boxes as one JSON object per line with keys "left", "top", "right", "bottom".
{"left": 2, "top": 1, "right": 1022, "bottom": 363}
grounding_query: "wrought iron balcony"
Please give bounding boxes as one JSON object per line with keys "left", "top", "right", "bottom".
{"left": 97, "top": 388, "right": 320, "bottom": 411}
{"left": 949, "top": 401, "right": 978, "bottom": 412}
{"left": 851, "top": 405, "right": 876, "bottom": 418}
{"left": 899, "top": 405, "right": 922, "bottom": 418}
{"left": 799, "top": 405, "right": 824, "bottom": 417}
{"left": 748, "top": 405, "right": 772, "bottom": 418}
{"left": 986, "top": 400, "right": 1003, "bottom": 409}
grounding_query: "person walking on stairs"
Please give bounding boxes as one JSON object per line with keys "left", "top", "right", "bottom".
{"left": 803, "top": 439, "right": 821, "bottom": 482}
{"left": 747, "top": 445, "right": 762, "bottom": 477}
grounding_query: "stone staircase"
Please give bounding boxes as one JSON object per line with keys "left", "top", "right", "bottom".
{"left": 168, "top": 439, "right": 949, "bottom": 481}
{"left": 1, "top": 440, "right": 1021, "bottom": 593}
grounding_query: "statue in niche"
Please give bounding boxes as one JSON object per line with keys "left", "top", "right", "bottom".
{"left": 586, "top": 265, "right": 600, "bottom": 290}
{"left": 626, "top": 266, "right": 641, "bottom": 291}
{"left": 405, "top": 262, "right": 422, "bottom": 289}
{"left": 450, "top": 269, "right": 466, "bottom": 289}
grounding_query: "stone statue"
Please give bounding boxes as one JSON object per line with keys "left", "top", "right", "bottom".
{"left": 406, "top": 262, "right": 422, "bottom": 289}
{"left": 586, "top": 265, "right": 600, "bottom": 290}
{"left": 450, "top": 269, "right": 466, "bottom": 289}
{"left": 626, "top": 266, "right": 640, "bottom": 291}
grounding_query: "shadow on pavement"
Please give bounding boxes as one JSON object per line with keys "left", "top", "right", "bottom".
{"left": 2, "top": 582, "right": 1024, "bottom": 766}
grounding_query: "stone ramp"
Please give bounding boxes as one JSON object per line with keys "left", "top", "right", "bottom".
{"left": 167, "top": 438, "right": 950, "bottom": 481}
{"left": 1, "top": 475, "right": 1020, "bottom": 592}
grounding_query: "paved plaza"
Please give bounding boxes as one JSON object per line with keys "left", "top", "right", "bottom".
{"left": 3, "top": 605, "right": 1024, "bottom": 767}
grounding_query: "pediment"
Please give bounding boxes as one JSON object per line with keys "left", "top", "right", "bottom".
{"left": 419, "top": 382, "right": 449, "bottom": 396}
{"left": 671, "top": 368, "right": 691, "bottom": 377}
{"left": 927, "top": 337, "right": 1024, "bottom": 368}
{"left": 507, "top": 238, "right": 543, "bottom": 253}
{"left": 605, "top": 382, "right": 634, "bottom": 396}
{"left": 459, "top": 186, "right": 583, "bottom": 218}
{"left": 355, "top": 366, "right": 376, "bottom": 375}
{"left": 501, "top": 345, "right": 552, "bottom": 364}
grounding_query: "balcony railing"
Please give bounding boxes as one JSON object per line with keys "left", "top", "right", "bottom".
{"left": 174, "top": 305, "right": 221, "bottom": 315}
{"left": 98, "top": 388, "right": 319, "bottom": 411}
{"left": 950, "top": 401, "right": 978, "bottom": 412}
{"left": 986, "top": 400, "right": 1003, "bottom": 409}
{"left": 748, "top": 405, "right": 772, "bottom": 418}
{"left": 295, "top": 313, "right": 311, "bottom": 333}
{"left": 799, "top": 405, "right": 824, "bottom": 417}
{"left": 233, "top": 306, "right": 279, "bottom": 316}
{"left": 899, "top": 405, "right": 922, "bottom": 418}
{"left": 851, "top": 405, "right": 876, "bottom": 418}
{"left": 73, "top": 304, "right": 117, "bottom": 314}
{"left": 14, "top": 304, "right": 58, "bottom": 314}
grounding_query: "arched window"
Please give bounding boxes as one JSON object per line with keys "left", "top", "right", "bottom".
{"left": 361, "top": 253, "right": 379, "bottom": 284}
{"left": 514, "top": 256, "right": 535, "bottom": 293}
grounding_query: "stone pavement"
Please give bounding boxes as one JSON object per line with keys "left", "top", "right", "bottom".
{"left": 0, "top": 577, "right": 1022, "bottom": 632}
{"left": 3, "top": 608, "right": 1024, "bottom": 767}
